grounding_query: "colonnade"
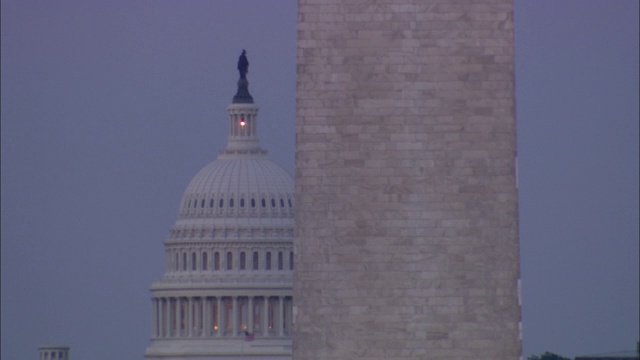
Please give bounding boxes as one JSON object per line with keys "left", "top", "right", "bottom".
{"left": 230, "top": 111, "right": 257, "bottom": 138}
{"left": 168, "top": 248, "right": 294, "bottom": 273}
{"left": 38, "top": 347, "right": 69, "bottom": 360}
{"left": 151, "top": 295, "right": 292, "bottom": 339}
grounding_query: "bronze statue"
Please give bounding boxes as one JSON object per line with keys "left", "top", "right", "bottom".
{"left": 238, "top": 49, "right": 249, "bottom": 79}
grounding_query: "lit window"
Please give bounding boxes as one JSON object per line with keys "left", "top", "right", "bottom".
{"left": 212, "top": 298, "right": 218, "bottom": 333}
{"left": 239, "top": 297, "right": 248, "bottom": 331}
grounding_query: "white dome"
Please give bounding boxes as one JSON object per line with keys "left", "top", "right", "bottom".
{"left": 177, "top": 155, "right": 294, "bottom": 221}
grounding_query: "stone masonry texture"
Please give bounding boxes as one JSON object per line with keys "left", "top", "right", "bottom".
{"left": 293, "top": 1, "right": 521, "bottom": 359}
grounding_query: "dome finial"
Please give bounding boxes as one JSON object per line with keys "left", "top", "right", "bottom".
{"left": 233, "top": 50, "right": 253, "bottom": 104}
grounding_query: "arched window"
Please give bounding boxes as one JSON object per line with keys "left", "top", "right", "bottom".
{"left": 289, "top": 251, "right": 294, "bottom": 270}
{"left": 226, "top": 252, "right": 233, "bottom": 270}
{"left": 271, "top": 198, "right": 276, "bottom": 208}
{"left": 229, "top": 198, "right": 234, "bottom": 208}
{"left": 278, "top": 251, "right": 284, "bottom": 270}
{"left": 193, "top": 199, "right": 197, "bottom": 208}
{"left": 261, "top": 198, "right": 266, "bottom": 208}
{"left": 251, "top": 198, "right": 256, "bottom": 208}
{"left": 288, "top": 199, "right": 292, "bottom": 208}
{"left": 175, "top": 252, "right": 179, "bottom": 271}
{"left": 210, "top": 198, "right": 214, "bottom": 208}
{"left": 202, "top": 252, "right": 208, "bottom": 271}
{"left": 253, "top": 252, "right": 259, "bottom": 270}
{"left": 192, "top": 252, "right": 197, "bottom": 271}
{"left": 240, "top": 252, "right": 246, "bottom": 270}
{"left": 214, "top": 252, "right": 220, "bottom": 270}
{"left": 219, "top": 199, "right": 224, "bottom": 208}
{"left": 280, "top": 199, "right": 285, "bottom": 208}
{"left": 240, "top": 198, "right": 245, "bottom": 208}
{"left": 201, "top": 199, "right": 205, "bottom": 208}
{"left": 183, "top": 253, "right": 187, "bottom": 271}
{"left": 266, "top": 252, "right": 272, "bottom": 270}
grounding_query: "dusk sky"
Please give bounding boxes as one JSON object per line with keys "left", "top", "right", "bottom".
{"left": 1, "top": 1, "right": 638, "bottom": 359}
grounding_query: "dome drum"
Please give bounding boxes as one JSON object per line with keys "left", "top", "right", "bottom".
{"left": 179, "top": 192, "right": 294, "bottom": 219}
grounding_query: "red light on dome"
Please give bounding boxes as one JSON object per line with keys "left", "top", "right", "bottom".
{"left": 240, "top": 119, "right": 246, "bottom": 127}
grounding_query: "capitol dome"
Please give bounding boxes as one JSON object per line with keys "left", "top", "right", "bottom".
{"left": 177, "top": 156, "right": 294, "bottom": 222}
{"left": 145, "top": 53, "right": 294, "bottom": 360}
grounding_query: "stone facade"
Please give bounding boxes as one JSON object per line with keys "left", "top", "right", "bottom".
{"left": 293, "top": 1, "right": 520, "bottom": 359}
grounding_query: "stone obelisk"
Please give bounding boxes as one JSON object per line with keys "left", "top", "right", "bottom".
{"left": 294, "top": 1, "right": 521, "bottom": 359}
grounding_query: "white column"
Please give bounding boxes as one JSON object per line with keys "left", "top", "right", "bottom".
{"left": 157, "top": 298, "right": 162, "bottom": 338}
{"left": 217, "top": 297, "right": 223, "bottom": 337}
{"left": 177, "top": 298, "right": 183, "bottom": 337}
{"left": 202, "top": 296, "right": 208, "bottom": 337}
{"left": 157, "top": 298, "right": 161, "bottom": 338}
{"left": 248, "top": 296, "right": 254, "bottom": 332}
{"left": 278, "top": 296, "right": 284, "bottom": 336}
{"left": 151, "top": 298, "right": 157, "bottom": 338}
{"left": 187, "top": 297, "right": 193, "bottom": 337}
{"left": 196, "top": 297, "right": 201, "bottom": 336}
{"left": 164, "top": 298, "right": 170, "bottom": 337}
{"left": 160, "top": 299, "right": 165, "bottom": 337}
{"left": 263, "top": 296, "right": 269, "bottom": 336}
{"left": 232, "top": 296, "right": 238, "bottom": 336}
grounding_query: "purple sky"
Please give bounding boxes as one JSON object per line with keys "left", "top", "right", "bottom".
{"left": 1, "top": 1, "right": 638, "bottom": 359}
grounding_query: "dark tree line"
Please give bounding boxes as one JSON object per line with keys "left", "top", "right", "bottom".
{"left": 528, "top": 352, "right": 571, "bottom": 360}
